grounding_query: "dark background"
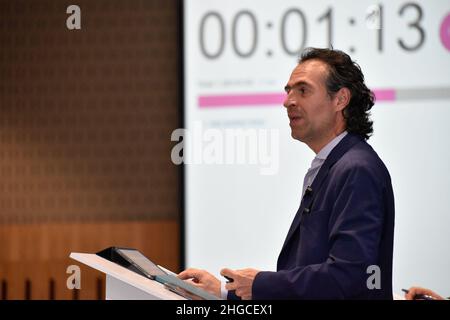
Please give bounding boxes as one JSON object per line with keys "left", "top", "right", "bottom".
{"left": 0, "top": 0, "right": 181, "bottom": 299}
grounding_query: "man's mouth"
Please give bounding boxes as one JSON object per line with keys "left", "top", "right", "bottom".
{"left": 288, "top": 114, "right": 302, "bottom": 122}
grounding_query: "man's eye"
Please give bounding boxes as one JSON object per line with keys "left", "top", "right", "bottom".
{"left": 298, "top": 88, "right": 306, "bottom": 94}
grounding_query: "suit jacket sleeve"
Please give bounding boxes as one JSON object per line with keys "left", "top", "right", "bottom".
{"left": 252, "top": 163, "right": 387, "bottom": 299}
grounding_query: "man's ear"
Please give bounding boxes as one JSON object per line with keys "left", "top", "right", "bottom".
{"left": 335, "top": 87, "right": 351, "bottom": 111}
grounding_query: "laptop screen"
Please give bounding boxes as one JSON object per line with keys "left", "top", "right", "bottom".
{"left": 116, "top": 248, "right": 167, "bottom": 278}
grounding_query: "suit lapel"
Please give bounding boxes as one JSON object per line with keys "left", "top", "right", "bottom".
{"left": 280, "top": 133, "right": 363, "bottom": 254}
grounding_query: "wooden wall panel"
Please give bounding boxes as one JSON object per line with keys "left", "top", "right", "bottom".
{"left": 0, "top": 0, "right": 182, "bottom": 300}
{"left": 0, "top": 0, "right": 179, "bottom": 223}
{"left": 0, "top": 220, "right": 179, "bottom": 299}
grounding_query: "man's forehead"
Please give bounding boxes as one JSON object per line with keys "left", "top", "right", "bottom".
{"left": 289, "top": 60, "right": 328, "bottom": 84}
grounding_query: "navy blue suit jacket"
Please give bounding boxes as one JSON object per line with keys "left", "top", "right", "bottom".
{"left": 230, "top": 133, "right": 395, "bottom": 299}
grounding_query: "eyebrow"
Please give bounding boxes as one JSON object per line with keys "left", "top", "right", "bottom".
{"left": 284, "top": 81, "right": 313, "bottom": 92}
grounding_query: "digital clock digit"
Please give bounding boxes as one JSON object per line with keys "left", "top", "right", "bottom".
{"left": 197, "top": 3, "right": 446, "bottom": 59}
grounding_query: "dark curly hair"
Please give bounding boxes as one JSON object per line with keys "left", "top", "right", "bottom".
{"left": 299, "top": 47, "right": 374, "bottom": 140}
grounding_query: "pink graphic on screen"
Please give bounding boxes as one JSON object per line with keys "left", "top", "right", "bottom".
{"left": 198, "top": 89, "right": 396, "bottom": 108}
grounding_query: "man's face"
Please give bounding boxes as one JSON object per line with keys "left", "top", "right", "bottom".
{"left": 283, "top": 60, "right": 340, "bottom": 145}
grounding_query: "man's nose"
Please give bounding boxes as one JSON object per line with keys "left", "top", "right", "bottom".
{"left": 283, "top": 94, "right": 295, "bottom": 109}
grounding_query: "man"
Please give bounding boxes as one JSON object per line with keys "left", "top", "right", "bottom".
{"left": 179, "top": 48, "right": 395, "bottom": 299}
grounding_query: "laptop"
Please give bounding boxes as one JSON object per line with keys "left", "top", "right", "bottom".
{"left": 96, "top": 246, "right": 221, "bottom": 300}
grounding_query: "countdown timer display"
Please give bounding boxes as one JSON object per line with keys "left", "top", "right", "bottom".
{"left": 184, "top": 0, "right": 450, "bottom": 295}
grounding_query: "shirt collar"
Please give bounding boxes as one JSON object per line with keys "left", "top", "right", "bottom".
{"left": 316, "top": 131, "right": 348, "bottom": 160}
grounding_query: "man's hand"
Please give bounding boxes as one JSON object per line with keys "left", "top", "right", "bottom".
{"left": 404, "top": 286, "right": 444, "bottom": 300}
{"left": 178, "top": 268, "right": 221, "bottom": 298}
{"left": 221, "top": 268, "right": 260, "bottom": 300}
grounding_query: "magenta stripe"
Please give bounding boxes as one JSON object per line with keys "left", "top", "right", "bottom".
{"left": 199, "top": 93, "right": 286, "bottom": 108}
{"left": 198, "top": 90, "right": 396, "bottom": 108}
{"left": 373, "top": 89, "right": 396, "bottom": 101}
